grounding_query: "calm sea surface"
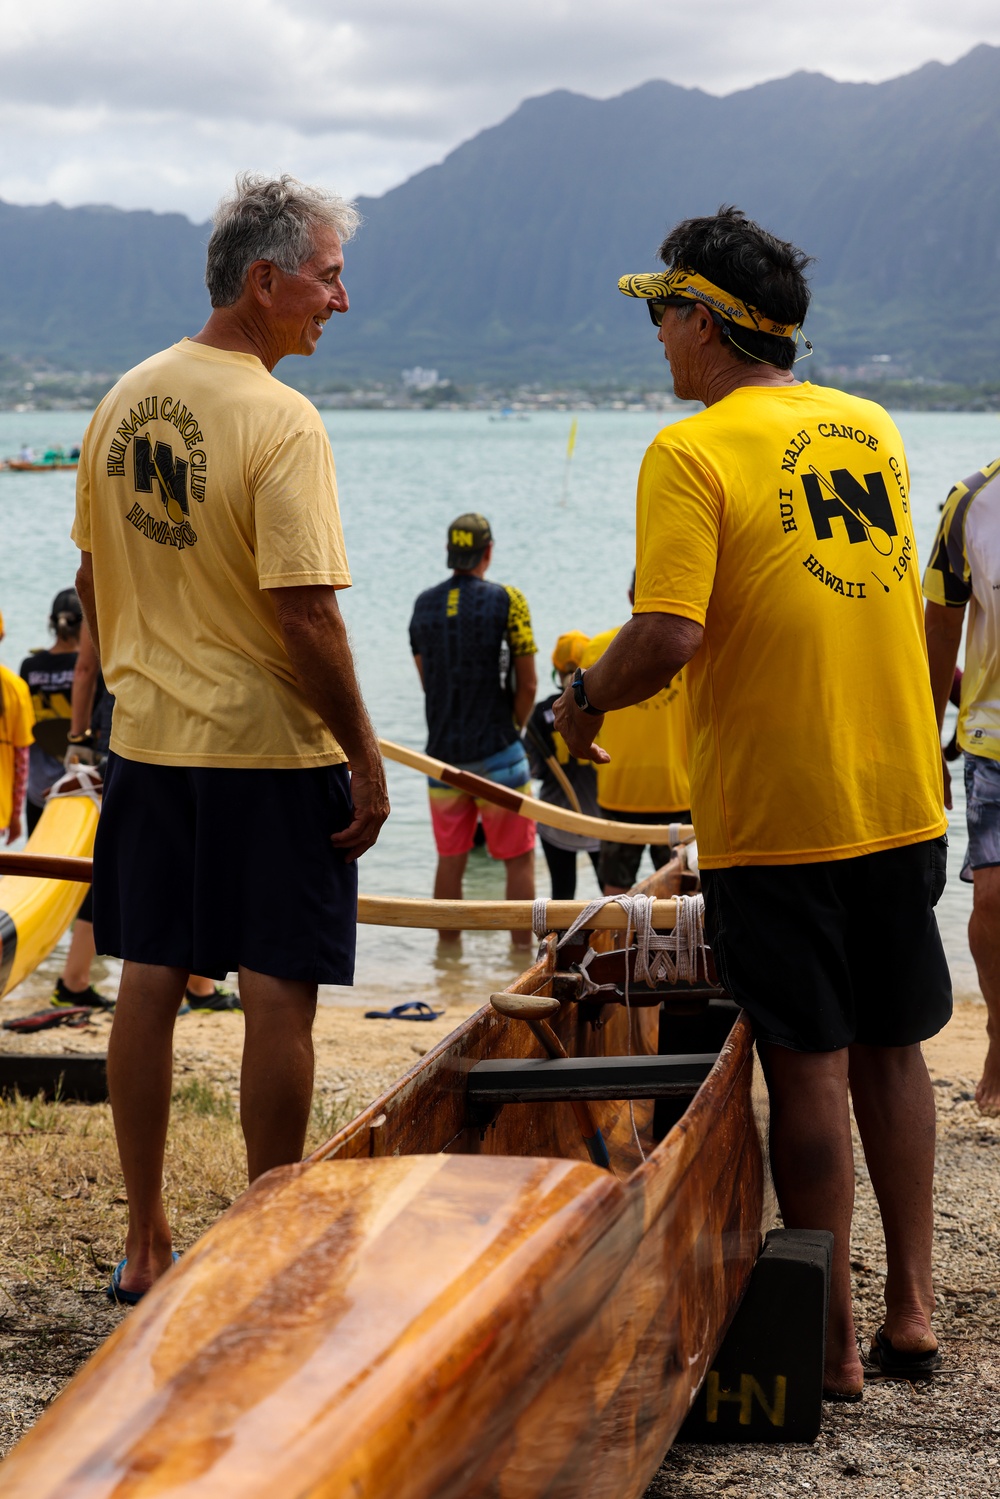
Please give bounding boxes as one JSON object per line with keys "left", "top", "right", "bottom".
{"left": 1, "top": 405, "right": 996, "bottom": 1010}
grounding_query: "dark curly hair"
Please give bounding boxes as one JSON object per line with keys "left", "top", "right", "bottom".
{"left": 657, "top": 206, "right": 813, "bottom": 370}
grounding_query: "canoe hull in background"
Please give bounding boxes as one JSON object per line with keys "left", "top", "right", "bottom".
{"left": 0, "top": 863, "right": 765, "bottom": 1498}
{"left": 0, "top": 795, "right": 98, "bottom": 998}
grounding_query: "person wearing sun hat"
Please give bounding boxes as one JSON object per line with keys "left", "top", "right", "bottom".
{"left": 409, "top": 512, "right": 538, "bottom": 943}
{"left": 524, "top": 630, "right": 601, "bottom": 900}
{"left": 555, "top": 205, "right": 948, "bottom": 1399}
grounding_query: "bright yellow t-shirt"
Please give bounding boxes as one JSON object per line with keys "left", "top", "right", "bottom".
{"left": 0, "top": 667, "right": 34, "bottom": 829}
{"left": 580, "top": 627, "right": 691, "bottom": 813}
{"left": 73, "top": 340, "right": 352, "bottom": 769}
{"left": 633, "top": 383, "right": 946, "bottom": 868}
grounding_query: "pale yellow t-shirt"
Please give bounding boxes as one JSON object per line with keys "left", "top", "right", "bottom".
{"left": 0, "top": 667, "right": 34, "bottom": 829}
{"left": 580, "top": 627, "right": 691, "bottom": 813}
{"left": 633, "top": 383, "right": 946, "bottom": 867}
{"left": 73, "top": 341, "right": 351, "bottom": 769}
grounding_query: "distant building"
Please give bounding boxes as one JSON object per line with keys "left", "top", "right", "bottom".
{"left": 402, "top": 367, "right": 443, "bottom": 392}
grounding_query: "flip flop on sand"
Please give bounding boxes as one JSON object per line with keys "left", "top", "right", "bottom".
{"left": 2, "top": 1007, "right": 93, "bottom": 1032}
{"left": 869, "top": 1326, "right": 941, "bottom": 1378}
{"left": 363, "top": 1002, "right": 444, "bottom": 1022}
{"left": 107, "top": 1252, "right": 180, "bottom": 1307}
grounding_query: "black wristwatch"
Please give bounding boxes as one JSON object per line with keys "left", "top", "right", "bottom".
{"left": 572, "top": 668, "right": 603, "bottom": 716}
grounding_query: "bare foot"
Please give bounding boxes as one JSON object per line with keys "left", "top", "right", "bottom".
{"left": 823, "top": 1351, "right": 865, "bottom": 1399}
{"left": 881, "top": 1304, "right": 937, "bottom": 1357}
{"left": 974, "top": 1046, "right": 1000, "bottom": 1116}
{"left": 118, "top": 1236, "right": 175, "bottom": 1297}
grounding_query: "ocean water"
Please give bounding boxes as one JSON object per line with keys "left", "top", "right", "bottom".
{"left": 0, "top": 404, "right": 996, "bottom": 1009}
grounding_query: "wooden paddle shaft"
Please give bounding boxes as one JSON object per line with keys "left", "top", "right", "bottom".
{"left": 379, "top": 739, "right": 694, "bottom": 847}
{"left": 0, "top": 852, "right": 92, "bottom": 883}
{"left": 531, "top": 1018, "right": 611, "bottom": 1171}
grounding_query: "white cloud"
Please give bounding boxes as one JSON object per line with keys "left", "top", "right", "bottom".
{"left": 0, "top": 0, "right": 996, "bottom": 216}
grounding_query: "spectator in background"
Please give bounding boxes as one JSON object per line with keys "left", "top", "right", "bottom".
{"left": 525, "top": 631, "right": 601, "bottom": 899}
{"left": 19, "top": 589, "right": 81, "bottom": 833}
{"left": 924, "top": 456, "right": 1000, "bottom": 1115}
{"left": 409, "top": 513, "right": 537, "bottom": 946}
{"left": 580, "top": 575, "right": 691, "bottom": 895}
{"left": 0, "top": 609, "right": 34, "bottom": 845}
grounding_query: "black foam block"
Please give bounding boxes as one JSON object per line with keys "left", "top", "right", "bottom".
{"left": 677, "top": 1227, "right": 833, "bottom": 1444}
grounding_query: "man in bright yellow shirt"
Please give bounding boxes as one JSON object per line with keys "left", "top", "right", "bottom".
{"left": 580, "top": 576, "right": 690, "bottom": 894}
{"left": 73, "top": 174, "right": 389, "bottom": 1304}
{"left": 556, "top": 208, "right": 948, "bottom": 1399}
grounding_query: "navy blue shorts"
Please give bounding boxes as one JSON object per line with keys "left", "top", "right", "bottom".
{"left": 93, "top": 753, "right": 358, "bottom": 984}
{"left": 701, "top": 836, "right": 952, "bottom": 1052}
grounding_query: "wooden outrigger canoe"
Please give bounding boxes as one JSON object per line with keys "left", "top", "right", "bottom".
{"left": 0, "top": 858, "right": 765, "bottom": 1498}
{"left": 0, "top": 793, "right": 98, "bottom": 998}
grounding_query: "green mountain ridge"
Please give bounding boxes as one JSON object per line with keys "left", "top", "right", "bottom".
{"left": 1, "top": 45, "right": 998, "bottom": 386}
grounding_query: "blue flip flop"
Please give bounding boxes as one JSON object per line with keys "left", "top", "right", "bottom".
{"left": 107, "top": 1251, "right": 180, "bottom": 1306}
{"left": 364, "top": 1001, "right": 444, "bottom": 1022}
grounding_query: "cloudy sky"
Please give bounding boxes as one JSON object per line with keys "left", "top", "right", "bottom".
{"left": 0, "top": 0, "right": 996, "bottom": 221}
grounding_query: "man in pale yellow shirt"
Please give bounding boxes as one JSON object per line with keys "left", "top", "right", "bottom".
{"left": 74, "top": 174, "right": 389, "bottom": 1304}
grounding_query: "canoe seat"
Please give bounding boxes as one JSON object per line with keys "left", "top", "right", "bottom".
{"left": 467, "top": 1052, "right": 718, "bottom": 1104}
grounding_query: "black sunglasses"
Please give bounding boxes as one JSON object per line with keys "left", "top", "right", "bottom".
{"left": 646, "top": 296, "right": 692, "bottom": 327}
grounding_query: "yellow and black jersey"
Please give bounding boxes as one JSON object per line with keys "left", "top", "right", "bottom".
{"left": 409, "top": 575, "right": 536, "bottom": 763}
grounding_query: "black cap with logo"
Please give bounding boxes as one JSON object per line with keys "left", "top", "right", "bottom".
{"left": 447, "top": 512, "right": 493, "bottom": 571}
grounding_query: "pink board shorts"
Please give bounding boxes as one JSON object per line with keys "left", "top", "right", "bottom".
{"left": 428, "top": 742, "right": 536, "bottom": 861}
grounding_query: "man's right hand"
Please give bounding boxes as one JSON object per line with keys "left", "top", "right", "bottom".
{"left": 942, "top": 751, "right": 953, "bottom": 812}
{"left": 552, "top": 686, "right": 611, "bottom": 765}
{"left": 332, "top": 760, "right": 390, "bottom": 862}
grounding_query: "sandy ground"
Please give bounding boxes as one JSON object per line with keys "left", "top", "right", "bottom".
{"left": 0, "top": 984, "right": 996, "bottom": 1495}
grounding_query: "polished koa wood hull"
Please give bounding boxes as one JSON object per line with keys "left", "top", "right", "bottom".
{"left": 0, "top": 864, "right": 764, "bottom": 1497}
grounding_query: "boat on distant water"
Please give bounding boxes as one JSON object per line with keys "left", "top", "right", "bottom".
{"left": 0, "top": 853, "right": 766, "bottom": 1499}
{"left": 2, "top": 445, "right": 80, "bottom": 471}
{"left": 488, "top": 407, "right": 530, "bottom": 421}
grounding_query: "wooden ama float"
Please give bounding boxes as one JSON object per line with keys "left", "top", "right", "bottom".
{"left": 0, "top": 857, "right": 766, "bottom": 1498}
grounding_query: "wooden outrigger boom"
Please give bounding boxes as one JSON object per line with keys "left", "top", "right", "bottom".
{"left": 0, "top": 857, "right": 765, "bottom": 1497}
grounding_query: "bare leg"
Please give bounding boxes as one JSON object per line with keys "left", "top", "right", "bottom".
{"left": 757, "top": 1042, "right": 863, "bottom": 1396}
{"left": 185, "top": 974, "right": 219, "bottom": 999}
{"left": 504, "top": 848, "right": 535, "bottom": 949}
{"left": 239, "top": 967, "right": 317, "bottom": 1181}
{"left": 434, "top": 852, "right": 469, "bottom": 944}
{"left": 107, "top": 961, "right": 187, "bottom": 1295}
{"left": 849, "top": 1042, "right": 938, "bottom": 1353}
{"left": 62, "top": 918, "right": 96, "bottom": 991}
{"left": 968, "top": 867, "right": 1000, "bottom": 1114}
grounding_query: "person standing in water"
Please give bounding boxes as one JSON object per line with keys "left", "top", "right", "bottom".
{"left": 409, "top": 513, "right": 538, "bottom": 946}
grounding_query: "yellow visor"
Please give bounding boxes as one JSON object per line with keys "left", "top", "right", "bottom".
{"left": 618, "top": 268, "right": 799, "bottom": 339}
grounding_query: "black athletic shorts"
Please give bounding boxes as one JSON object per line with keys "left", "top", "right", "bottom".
{"left": 700, "top": 836, "right": 952, "bottom": 1052}
{"left": 597, "top": 807, "right": 690, "bottom": 891}
{"left": 93, "top": 754, "right": 358, "bottom": 984}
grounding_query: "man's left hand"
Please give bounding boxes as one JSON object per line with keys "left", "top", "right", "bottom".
{"left": 332, "top": 762, "right": 391, "bottom": 862}
{"left": 5, "top": 812, "right": 21, "bottom": 845}
{"left": 553, "top": 687, "right": 611, "bottom": 765}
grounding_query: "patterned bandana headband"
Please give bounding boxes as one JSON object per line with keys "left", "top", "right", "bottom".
{"left": 618, "top": 268, "right": 800, "bottom": 339}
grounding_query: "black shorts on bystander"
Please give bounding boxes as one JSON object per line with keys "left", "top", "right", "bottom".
{"left": 93, "top": 753, "right": 358, "bottom": 985}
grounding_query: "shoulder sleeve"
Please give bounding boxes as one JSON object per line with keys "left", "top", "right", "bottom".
{"left": 921, "top": 468, "right": 995, "bottom": 607}
{"left": 12, "top": 677, "right": 34, "bottom": 747}
{"left": 253, "top": 424, "right": 352, "bottom": 590}
{"left": 632, "top": 439, "right": 723, "bottom": 626}
{"left": 71, "top": 421, "right": 96, "bottom": 552}
{"left": 504, "top": 586, "right": 536, "bottom": 655}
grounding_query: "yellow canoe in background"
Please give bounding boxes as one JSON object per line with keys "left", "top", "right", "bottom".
{"left": 0, "top": 794, "right": 99, "bottom": 999}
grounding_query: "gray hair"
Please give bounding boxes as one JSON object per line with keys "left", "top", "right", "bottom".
{"left": 205, "top": 173, "right": 361, "bottom": 308}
